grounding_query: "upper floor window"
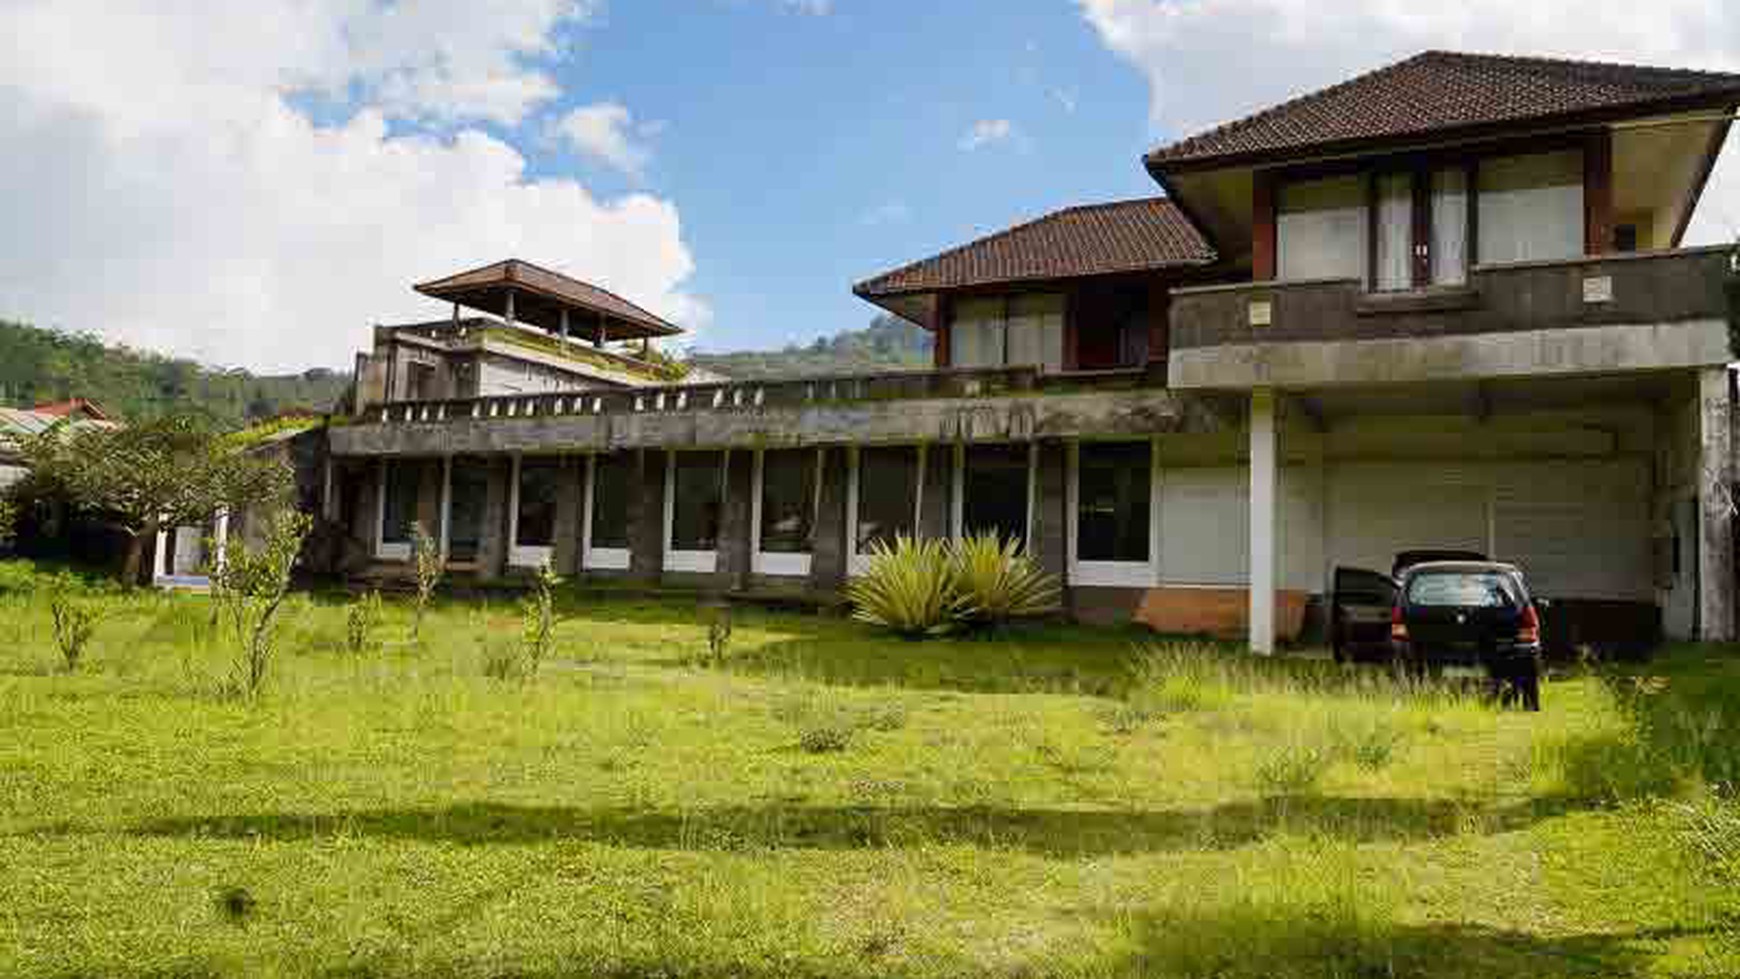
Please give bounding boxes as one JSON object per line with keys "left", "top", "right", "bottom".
{"left": 1276, "top": 176, "right": 1365, "bottom": 282}
{"left": 1477, "top": 149, "right": 1583, "bottom": 266}
{"left": 1274, "top": 147, "right": 1583, "bottom": 292}
{"left": 951, "top": 294, "right": 1064, "bottom": 372}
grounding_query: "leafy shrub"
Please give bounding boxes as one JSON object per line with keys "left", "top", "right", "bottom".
{"left": 410, "top": 521, "right": 442, "bottom": 643}
{"left": 948, "top": 533, "right": 1060, "bottom": 629}
{"left": 847, "top": 536, "right": 959, "bottom": 638}
{"left": 1256, "top": 741, "right": 1333, "bottom": 796}
{"left": 344, "top": 590, "right": 383, "bottom": 656}
{"left": 519, "top": 562, "right": 560, "bottom": 678}
{"left": 1333, "top": 717, "right": 1406, "bottom": 772}
{"left": 208, "top": 509, "right": 311, "bottom": 700}
{"left": 701, "top": 604, "right": 733, "bottom": 667}
{"left": 799, "top": 722, "right": 854, "bottom": 754}
{"left": 49, "top": 586, "right": 100, "bottom": 671}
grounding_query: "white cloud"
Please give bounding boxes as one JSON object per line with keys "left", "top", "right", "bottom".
{"left": 959, "top": 118, "right": 1017, "bottom": 151}
{"left": 0, "top": 0, "right": 706, "bottom": 373}
{"left": 1077, "top": 0, "right": 1740, "bottom": 243}
{"left": 781, "top": 0, "right": 833, "bottom": 14}
{"left": 553, "top": 101, "right": 657, "bottom": 178}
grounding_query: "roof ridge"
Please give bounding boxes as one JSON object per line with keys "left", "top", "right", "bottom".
{"left": 1146, "top": 48, "right": 1740, "bottom": 168}
{"left": 1147, "top": 51, "right": 1433, "bottom": 164}
{"left": 1420, "top": 48, "right": 1740, "bottom": 84}
{"left": 854, "top": 197, "right": 1215, "bottom": 299}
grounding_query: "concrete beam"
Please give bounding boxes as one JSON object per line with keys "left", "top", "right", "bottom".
{"left": 1169, "top": 320, "right": 1731, "bottom": 391}
{"left": 328, "top": 389, "right": 1200, "bottom": 458}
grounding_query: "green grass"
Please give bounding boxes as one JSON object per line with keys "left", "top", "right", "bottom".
{"left": 0, "top": 558, "right": 1736, "bottom": 978}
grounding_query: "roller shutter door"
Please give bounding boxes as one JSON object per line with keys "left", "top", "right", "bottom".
{"left": 1325, "top": 462, "right": 1489, "bottom": 577}
{"left": 1494, "top": 459, "right": 1651, "bottom": 601}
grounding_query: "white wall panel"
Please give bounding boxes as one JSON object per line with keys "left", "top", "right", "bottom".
{"left": 1325, "top": 462, "right": 1489, "bottom": 577}
{"left": 1160, "top": 467, "right": 1248, "bottom": 585}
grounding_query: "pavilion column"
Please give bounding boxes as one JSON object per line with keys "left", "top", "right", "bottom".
{"left": 504, "top": 288, "right": 516, "bottom": 326}
{"left": 810, "top": 447, "right": 849, "bottom": 592}
{"left": 552, "top": 457, "right": 582, "bottom": 576}
{"left": 627, "top": 449, "right": 666, "bottom": 583}
{"left": 1697, "top": 367, "right": 1735, "bottom": 641}
{"left": 1248, "top": 388, "right": 1278, "bottom": 655}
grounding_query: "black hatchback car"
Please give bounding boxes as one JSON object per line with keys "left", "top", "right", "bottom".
{"left": 1390, "top": 561, "right": 1544, "bottom": 710}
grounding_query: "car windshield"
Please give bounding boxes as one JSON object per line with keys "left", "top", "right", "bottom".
{"left": 1406, "top": 571, "right": 1517, "bottom": 608}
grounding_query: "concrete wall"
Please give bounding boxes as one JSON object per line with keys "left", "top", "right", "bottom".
{"left": 335, "top": 383, "right": 1709, "bottom": 647}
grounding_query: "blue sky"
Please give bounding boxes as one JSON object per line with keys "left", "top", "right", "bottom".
{"left": 533, "top": 1, "right": 1161, "bottom": 352}
{"left": 3, "top": 0, "right": 1736, "bottom": 372}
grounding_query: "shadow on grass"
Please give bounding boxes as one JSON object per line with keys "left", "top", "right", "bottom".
{"left": 121, "top": 794, "right": 1554, "bottom": 856}
{"left": 1099, "top": 908, "right": 1713, "bottom": 979}
{"left": 706, "top": 624, "right": 1152, "bottom": 697}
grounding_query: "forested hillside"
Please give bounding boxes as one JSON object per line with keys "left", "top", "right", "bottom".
{"left": 0, "top": 312, "right": 931, "bottom": 425}
{"left": 0, "top": 319, "right": 349, "bottom": 427}
{"left": 689, "top": 313, "right": 931, "bottom": 379}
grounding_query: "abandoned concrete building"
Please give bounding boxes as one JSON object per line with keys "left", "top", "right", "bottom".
{"left": 324, "top": 51, "right": 1740, "bottom": 652}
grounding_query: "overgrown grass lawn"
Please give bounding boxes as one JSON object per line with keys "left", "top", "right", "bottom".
{"left": 1, "top": 561, "right": 1736, "bottom": 977}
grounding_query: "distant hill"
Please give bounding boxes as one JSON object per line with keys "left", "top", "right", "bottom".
{"left": 0, "top": 319, "right": 350, "bottom": 428}
{"left": 690, "top": 313, "right": 931, "bottom": 379}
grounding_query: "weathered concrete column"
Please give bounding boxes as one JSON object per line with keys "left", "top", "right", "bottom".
{"left": 1249, "top": 388, "right": 1278, "bottom": 655}
{"left": 551, "top": 456, "right": 583, "bottom": 576}
{"left": 918, "top": 443, "right": 952, "bottom": 540}
{"left": 356, "top": 464, "right": 381, "bottom": 555}
{"left": 1697, "top": 367, "right": 1734, "bottom": 641}
{"left": 414, "top": 459, "right": 442, "bottom": 544}
{"left": 720, "top": 449, "right": 754, "bottom": 590}
{"left": 478, "top": 456, "right": 510, "bottom": 580}
{"left": 628, "top": 448, "right": 666, "bottom": 582}
{"left": 811, "top": 447, "right": 849, "bottom": 591}
{"left": 1031, "top": 440, "right": 1068, "bottom": 584}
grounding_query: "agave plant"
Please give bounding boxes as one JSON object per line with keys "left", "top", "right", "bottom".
{"left": 847, "top": 536, "right": 960, "bottom": 638}
{"left": 948, "top": 533, "right": 1060, "bottom": 629}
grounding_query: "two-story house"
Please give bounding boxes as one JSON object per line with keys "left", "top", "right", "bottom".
{"left": 325, "top": 51, "right": 1740, "bottom": 653}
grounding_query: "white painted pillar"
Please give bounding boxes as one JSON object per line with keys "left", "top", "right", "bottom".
{"left": 213, "top": 509, "right": 231, "bottom": 572}
{"left": 152, "top": 519, "right": 169, "bottom": 584}
{"left": 1697, "top": 367, "right": 1734, "bottom": 641}
{"left": 504, "top": 288, "right": 516, "bottom": 326}
{"left": 1248, "top": 388, "right": 1278, "bottom": 655}
{"left": 439, "top": 455, "right": 454, "bottom": 562}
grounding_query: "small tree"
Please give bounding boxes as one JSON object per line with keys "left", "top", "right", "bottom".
{"left": 519, "top": 562, "right": 560, "bottom": 677}
{"left": 19, "top": 414, "right": 290, "bottom": 585}
{"left": 345, "top": 590, "right": 383, "bottom": 656}
{"left": 208, "top": 509, "right": 312, "bottom": 699}
{"left": 410, "top": 521, "right": 442, "bottom": 642}
{"left": 0, "top": 495, "right": 16, "bottom": 545}
{"left": 49, "top": 585, "right": 100, "bottom": 671}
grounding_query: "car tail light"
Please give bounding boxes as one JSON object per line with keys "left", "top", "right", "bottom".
{"left": 1518, "top": 604, "right": 1541, "bottom": 645}
{"left": 1390, "top": 604, "right": 1408, "bottom": 641}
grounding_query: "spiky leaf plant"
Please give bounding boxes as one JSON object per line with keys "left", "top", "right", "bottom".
{"left": 948, "top": 533, "right": 1060, "bottom": 629}
{"left": 847, "top": 536, "right": 960, "bottom": 639}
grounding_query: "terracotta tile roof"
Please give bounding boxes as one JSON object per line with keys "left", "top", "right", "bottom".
{"left": 1147, "top": 50, "right": 1740, "bottom": 172}
{"left": 415, "top": 259, "right": 681, "bottom": 339}
{"left": 854, "top": 197, "right": 1215, "bottom": 298}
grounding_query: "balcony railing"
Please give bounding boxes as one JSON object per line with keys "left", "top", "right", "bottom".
{"left": 362, "top": 364, "right": 1157, "bottom": 426}
{"left": 1166, "top": 246, "right": 1733, "bottom": 389}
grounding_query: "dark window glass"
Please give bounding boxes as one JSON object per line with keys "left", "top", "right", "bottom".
{"left": 447, "top": 457, "right": 489, "bottom": 562}
{"left": 963, "top": 444, "right": 1029, "bottom": 547}
{"left": 671, "top": 451, "right": 724, "bottom": 551}
{"left": 381, "top": 459, "right": 419, "bottom": 545}
{"left": 1078, "top": 442, "right": 1151, "bottom": 563}
{"left": 515, "top": 458, "right": 561, "bottom": 547}
{"left": 589, "top": 453, "right": 631, "bottom": 550}
{"left": 856, "top": 446, "right": 918, "bottom": 552}
{"left": 760, "top": 450, "right": 815, "bottom": 554}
